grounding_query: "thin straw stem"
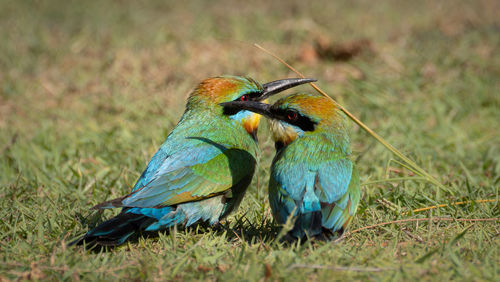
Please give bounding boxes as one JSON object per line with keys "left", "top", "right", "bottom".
{"left": 254, "top": 43, "right": 449, "bottom": 192}
{"left": 405, "top": 199, "right": 497, "bottom": 215}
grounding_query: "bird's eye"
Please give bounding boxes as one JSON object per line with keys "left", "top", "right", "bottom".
{"left": 287, "top": 110, "right": 298, "bottom": 121}
{"left": 239, "top": 95, "right": 249, "bottom": 101}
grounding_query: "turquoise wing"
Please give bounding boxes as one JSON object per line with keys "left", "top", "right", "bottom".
{"left": 96, "top": 140, "right": 256, "bottom": 209}
{"left": 316, "top": 162, "right": 360, "bottom": 232}
{"left": 269, "top": 156, "right": 358, "bottom": 236}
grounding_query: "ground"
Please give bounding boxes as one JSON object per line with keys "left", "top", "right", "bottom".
{"left": 0, "top": 0, "right": 499, "bottom": 280}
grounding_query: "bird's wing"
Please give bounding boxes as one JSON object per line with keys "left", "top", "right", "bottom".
{"left": 94, "top": 141, "right": 255, "bottom": 209}
{"left": 314, "top": 158, "right": 353, "bottom": 203}
{"left": 316, "top": 161, "right": 360, "bottom": 231}
{"left": 270, "top": 158, "right": 354, "bottom": 221}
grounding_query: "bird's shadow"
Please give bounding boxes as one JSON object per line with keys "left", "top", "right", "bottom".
{"left": 73, "top": 209, "right": 339, "bottom": 253}
{"left": 72, "top": 211, "right": 284, "bottom": 253}
{"left": 215, "top": 213, "right": 281, "bottom": 245}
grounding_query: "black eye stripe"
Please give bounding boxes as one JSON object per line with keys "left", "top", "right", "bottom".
{"left": 233, "top": 91, "right": 262, "bottom": 102}
{"left": 246, "top": 91, "right": 262, "bottom": 100}
{"left": 271, "top": 108, "right": 317, "bottom": 131}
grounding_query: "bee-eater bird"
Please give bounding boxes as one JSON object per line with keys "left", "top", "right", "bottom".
{"left": 73, "top": 76, "right": 315, "bottom": 246}
{"left": 221, "top": 93, "right": 360, "bottom": 240}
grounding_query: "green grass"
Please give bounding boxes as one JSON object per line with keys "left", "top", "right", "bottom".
{"left": 1, "top": 0, "right": 499, "bottom": 280}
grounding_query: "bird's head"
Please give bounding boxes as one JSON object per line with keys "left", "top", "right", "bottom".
{"left": 189, "top": 76, "right": 315, "bottom": 140}
{"left": 220, "top": 93, "right": 348, "bottom": 149}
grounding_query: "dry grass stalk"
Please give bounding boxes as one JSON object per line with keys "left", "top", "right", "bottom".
{"left": 254, "top": 43, "right": 448, "bottom": 192}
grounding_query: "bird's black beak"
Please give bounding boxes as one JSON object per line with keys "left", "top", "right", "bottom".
{"left": 220, "top": 77, "right": 315, "bottom": 116}
{"left": 259, "top": 78, "right": 316, "bottom": 100}
{"left": 220, "top": 101, "right": 273, "bottom": 118}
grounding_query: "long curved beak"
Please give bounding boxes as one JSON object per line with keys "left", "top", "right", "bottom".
{"left": 220, "top": 77, "right": 315, "bottom": 116}
{"left": 260, "top": 78, "right": 316, "bottom": 100}
{"left": 220, "top": 101, "right": 273, "bottom": 118}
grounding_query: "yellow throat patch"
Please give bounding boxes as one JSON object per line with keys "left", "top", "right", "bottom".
{"left": 269, "top": 119, "right": 298, "bottom": 146}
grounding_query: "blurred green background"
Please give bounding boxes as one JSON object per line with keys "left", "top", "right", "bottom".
{"left": 1, "top": 0, "right": 499, "bottom": 280}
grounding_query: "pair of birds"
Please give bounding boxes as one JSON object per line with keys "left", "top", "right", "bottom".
{"left": 74, "top": 76, "right": 360, "bottom": 246}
